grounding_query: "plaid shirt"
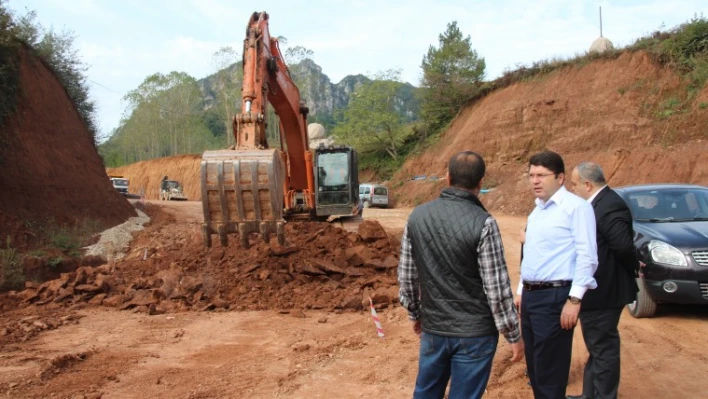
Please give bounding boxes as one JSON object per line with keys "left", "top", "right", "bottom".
{"left": 398, "top": 216, "right": 521, "bottom": 343}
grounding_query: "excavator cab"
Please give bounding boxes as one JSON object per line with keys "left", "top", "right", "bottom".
{"left": 313, "top": 145, "right": 359, "bottom": 217}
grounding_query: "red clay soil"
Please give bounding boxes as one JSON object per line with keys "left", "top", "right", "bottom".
{"left": 0, "top": 47, "right": 135, "bottom": 248}
{"left": 390, "top": 51, "right": 708, "bottom": 214}
{"left": 3, "top": 203, "right": 401, "bottom": 343}
{"left": 107, "top": 154, "right": 203, "bottom": 201}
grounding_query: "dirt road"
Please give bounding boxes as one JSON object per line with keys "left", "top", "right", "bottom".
{"left": 1, "top": 201, "right": 707, "bottom": 398}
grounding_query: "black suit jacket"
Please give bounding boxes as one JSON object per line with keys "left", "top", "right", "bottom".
{"left": 583, "top": 186, "right": 639, "bottom": 310}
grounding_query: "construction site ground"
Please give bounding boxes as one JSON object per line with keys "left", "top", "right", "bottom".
{"left": 2, "top": 202, "right": 708, "bottom": 399}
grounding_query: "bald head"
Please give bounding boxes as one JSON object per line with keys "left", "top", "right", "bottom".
{"left": 570, "top": 162, "right": 607, "bottom": 200}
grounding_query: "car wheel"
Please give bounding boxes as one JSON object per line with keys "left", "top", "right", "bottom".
{"left": 363, "top": 201, "right": 371, "bottom": 208}
{"left": 628, "top": 278, "right": 657, "bottom": 318}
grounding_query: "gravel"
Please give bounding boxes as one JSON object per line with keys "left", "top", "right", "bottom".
{"left": 83, "top": 208, "right": 150, "bottom": 261}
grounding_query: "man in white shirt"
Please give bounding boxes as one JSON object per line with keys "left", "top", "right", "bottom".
{"left": 514, "top": 150, "right": 598, "bottom": 399}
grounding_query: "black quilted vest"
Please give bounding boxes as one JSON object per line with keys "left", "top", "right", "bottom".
{"left": 407, "top": 187, "right": 497, "bottom": 337}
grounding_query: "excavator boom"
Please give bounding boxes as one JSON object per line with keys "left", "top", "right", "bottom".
{"left": 200, "top": 11, "right": 357, "bottom": 248}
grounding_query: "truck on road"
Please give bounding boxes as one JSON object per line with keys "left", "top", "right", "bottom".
{"left": 109, "top": 175, "right": 130, "bottom": 196}
{"left": 160, "top": 177, "right": 188, "bottom": 201}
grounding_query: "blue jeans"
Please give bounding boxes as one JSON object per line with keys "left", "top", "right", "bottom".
{"left": 414, "top": 332, "right": 498, "bottom": 399}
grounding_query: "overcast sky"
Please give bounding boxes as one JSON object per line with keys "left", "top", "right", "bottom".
{"left": 7, "top": 0, "right": 708, "bottom": 141}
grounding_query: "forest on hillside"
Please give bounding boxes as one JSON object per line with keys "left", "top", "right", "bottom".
{"left": 95, "top": 21, "right": 487, "bottom": 177}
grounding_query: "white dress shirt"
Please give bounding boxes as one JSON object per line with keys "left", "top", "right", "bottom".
{"left": 518, "top": 186, "right": 598, "bottom": 298}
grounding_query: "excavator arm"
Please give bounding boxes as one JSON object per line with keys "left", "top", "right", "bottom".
{"left": 200, "top": 11, "right": 317, "bottom": 248}
{"left": 235, "top": 12, "right": 315, "bottom": 209}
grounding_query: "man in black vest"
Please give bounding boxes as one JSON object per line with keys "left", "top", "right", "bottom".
{"left": 568, "top": 162, "right": 639, "bottom": 399}
{"left": 398, "top": 151, "right": 524, "bottom": 399}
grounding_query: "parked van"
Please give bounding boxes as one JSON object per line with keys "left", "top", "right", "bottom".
{"left": 359, "top": 183, "right": 389, "bottom": 208}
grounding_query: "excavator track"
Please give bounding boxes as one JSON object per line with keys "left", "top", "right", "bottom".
{"left": 201, "top": 148, "right": 286, "bottom": 248}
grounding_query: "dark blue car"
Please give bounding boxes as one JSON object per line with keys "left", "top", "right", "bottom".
{"left": 615, "top": 184, "right": 708, "bottom": 318}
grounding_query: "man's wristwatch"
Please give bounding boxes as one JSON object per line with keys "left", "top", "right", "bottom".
{"left": 568, "top": 296, "right": 582, "bottom": 305}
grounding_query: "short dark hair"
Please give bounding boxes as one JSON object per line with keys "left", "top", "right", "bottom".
{"left": 448, "top": 151, "right": 485, "bottom": 189}
{"left": 529, "top": 150, "right": 565, "bottom": 175}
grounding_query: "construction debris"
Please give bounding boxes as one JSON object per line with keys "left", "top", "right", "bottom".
{"left": 16, "top": 206, "right": 401, "bottom": 313}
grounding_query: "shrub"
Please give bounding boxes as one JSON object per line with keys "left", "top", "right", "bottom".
{"left": 0, "top": 236, "right": 24, "bottom": 291}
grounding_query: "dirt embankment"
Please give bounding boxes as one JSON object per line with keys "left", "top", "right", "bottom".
{"left": 107, "top": 154, "right": 203, "bottom": 201}
{"left": 0, "top": 47, "right": 135, "bottom": 248}
{"left": 391, "top": 51, "right": 708, "bottom": 214}
{"left": 107, "top": 154, "right": 379, "bottom": 202}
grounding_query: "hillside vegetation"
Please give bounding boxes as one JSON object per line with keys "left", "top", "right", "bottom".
{"left": 98, "top": 58, "right": 419, "bottom": 168}
{"left": 390, "top": 16, "right": 708, "bottom": 214}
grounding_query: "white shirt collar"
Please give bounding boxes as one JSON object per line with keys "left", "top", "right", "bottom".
{"left": 587, "top": 185, "right": 607, "bottom": 203}
{"left": 535, "top": 185, "right": 569, "bottom": 209}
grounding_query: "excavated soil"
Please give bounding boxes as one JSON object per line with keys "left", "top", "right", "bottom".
{"left": 0, "top": 48, "right": 135, "bottom": 248}
{"left": 4, "top": 202, "right": 401, "bottom": 328}
{"left": 391, "top": 51, "right": 708, "bottom": 214}
{"left": 1, "top": 203, "right": 707, "bottom": 398}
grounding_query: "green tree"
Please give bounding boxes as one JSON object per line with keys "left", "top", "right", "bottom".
{"left": 210, "top": 46, "right": 240, "bottom": 147}
{"left": 420, "top": 21, "right": 485, "bottom": 130}
{"left": 274, "top": 36, "right": 315, "bottom": 65}
{"left": 284, "top": 45, "right": 314, "bottom": 65}
{"left": 0, "top": 0, "right": 20, "bottom": 127}
{"left": 100, "top": 71, "right": 217, "bottom": 166}
{"left": 332, "top": 69, "right": 411, "bottom": 161}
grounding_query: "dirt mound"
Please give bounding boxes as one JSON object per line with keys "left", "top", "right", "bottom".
{"left": 0, "top": 47, "right": 135, "bottom": 248}
{"left": 391, "top": 51, "right": 708, "bottom": 214}
{"left": 16, "top": 205, "right": 401, "bottom": 313}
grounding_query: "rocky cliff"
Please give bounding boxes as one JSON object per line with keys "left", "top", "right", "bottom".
{"left": 199, "top": 58, "right": 419, "bottom": 127}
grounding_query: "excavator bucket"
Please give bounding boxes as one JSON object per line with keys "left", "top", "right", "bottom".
{"left": 201, "top": 148, "right": 286, "bottom": 248}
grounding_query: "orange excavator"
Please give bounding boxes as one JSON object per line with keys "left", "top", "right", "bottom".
{"left": 200, "top": 11, "right": 359, "bottom": 248}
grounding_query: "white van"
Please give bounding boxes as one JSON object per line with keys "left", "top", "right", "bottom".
{"left": 359, "top": 183, "right": 389, "bottom": 208}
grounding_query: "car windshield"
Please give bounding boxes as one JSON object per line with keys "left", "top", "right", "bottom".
{"left": 625, "top": 188, "right": 708, "bottom": 221}
{"left": 112, "top": 179, "right": 128, "bottom": 187}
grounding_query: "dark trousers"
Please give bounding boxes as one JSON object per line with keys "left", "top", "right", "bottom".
{"left": 521, "top": 286, "right": 574, "bottom": 399}
{"left": 578, "top": 307, "right": 623, "bottom": 399}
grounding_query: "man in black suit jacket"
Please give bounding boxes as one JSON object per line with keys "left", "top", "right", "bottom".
{"left": 567, "top": 162, "right": 639, "bottom": 399}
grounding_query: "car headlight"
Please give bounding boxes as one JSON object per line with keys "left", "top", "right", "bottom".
{"left": 648, "top": 240, "right": 687, "bottom": 267}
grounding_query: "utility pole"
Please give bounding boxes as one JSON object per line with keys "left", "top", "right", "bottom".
{"left": 599, "top": 6, "right": 603, "bottom": 37}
